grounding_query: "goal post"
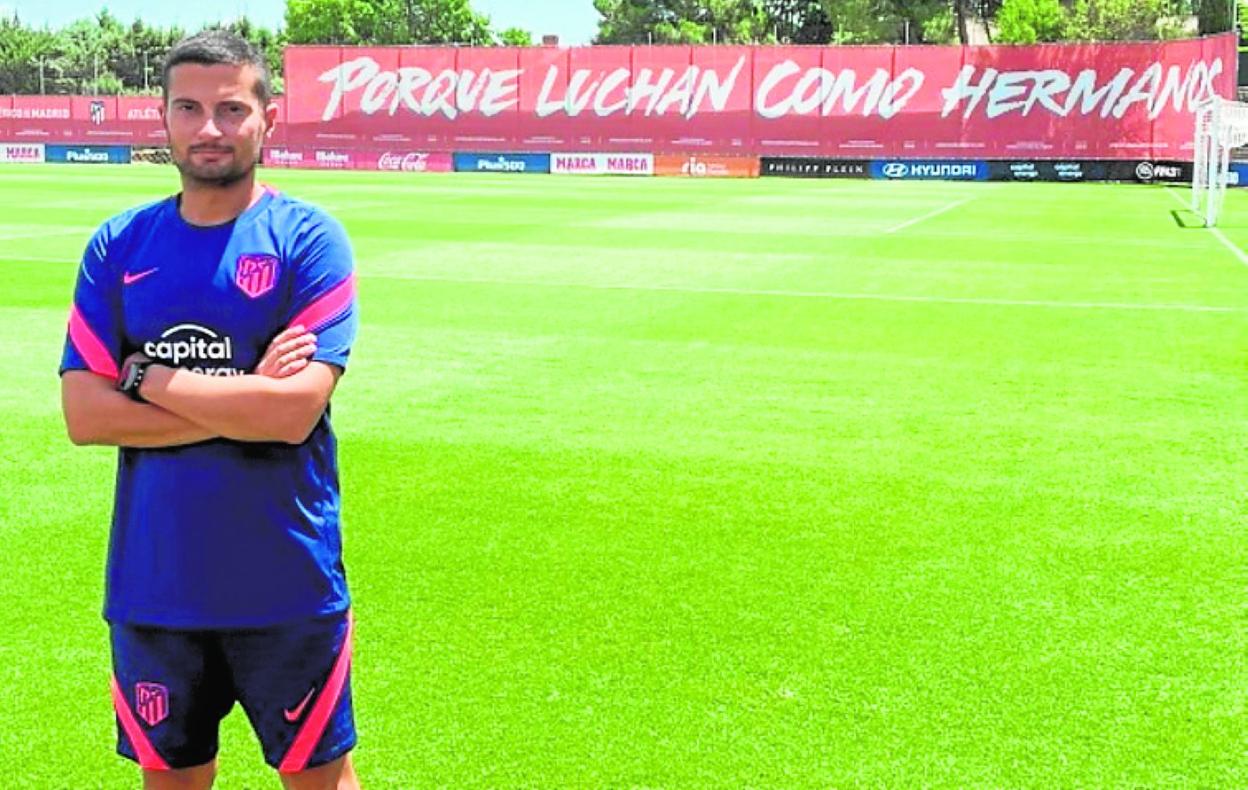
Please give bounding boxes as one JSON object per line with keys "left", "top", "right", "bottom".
{"left": 1192, "top": 97, "right": 1248, "bottom": 227}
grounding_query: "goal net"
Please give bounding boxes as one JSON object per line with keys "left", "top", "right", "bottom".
{"left": 1192, "top": 97, "right": 1248, "bottom": 227}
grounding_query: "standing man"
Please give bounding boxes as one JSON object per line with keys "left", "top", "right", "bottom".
{"left": 60, "top": 31, "right": 361, "bottom": 790}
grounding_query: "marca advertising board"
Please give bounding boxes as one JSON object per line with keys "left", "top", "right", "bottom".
{"left": 0, "top": 143, "right": 45, "bottom": 163}
{"left": 550, "top": 153, "right": 653, "bottom": 175}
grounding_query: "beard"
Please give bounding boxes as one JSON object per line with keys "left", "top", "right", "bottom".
{"left": 173, "top": 145, "right": 259, "bottom": 188}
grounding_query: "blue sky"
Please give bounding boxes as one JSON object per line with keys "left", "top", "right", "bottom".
{"left": 5, "top": 0, "right": 601, "bottom": 44}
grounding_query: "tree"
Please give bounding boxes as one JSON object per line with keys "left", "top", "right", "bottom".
{"left": 286, "top": 0, "right": 387, "bottom": 44}
{"left": 286, "top": 0, "right": 493, "bottom": 45}
{"left": 995, "top": 0, "right": 1065, "bottom": 43}
{"left": 53, "top": 11, "right": 128, "bottom": 95}
{"left": 497, "top": 26, "right": 534, "bottom": 45}
{"left": 594, "top": 0, "right": 772, "bottom": 44}
{"left": 816, "top": 0, "right": 962, "bottom": 44}
{"left": 1063, "top": 0, "right": 1190, "bottom": 41}
{"left": 213, "top": 19, "right": 288, "bottom": 94}
{"left": 1195, "top": 0, "right": 1234, "bottom": 34}
{"left": 0, "top": 16, "right": 57, "bottom": 94}
{"left": 761, "top": 0, "right": 834, "bottom": 43}
{"left": 0, "top": 9, "right": 285, "bottom": 96}
{"left": 398, "top": 0, "right": 493, "bottom": 43}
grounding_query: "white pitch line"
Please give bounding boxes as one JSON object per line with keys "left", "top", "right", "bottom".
{"left": 885, "top": 197, "right": 974, "bottom": 234}
{"left": 0, "top": 228, "right": 94, "bottom": 242}
{"left": 1208, "top": 225, "right": 1248, "bottom": 269}
{"left": 15, "top": 254, "right": 1241, "bottom": 314}
{"left": 2, "top": 256, "right": 77, "bottom": 265}
{"left": 1209, "top": 225, "right": 1248, "bottom": 268}
{"left": 386, "top": 273, "right": 1243, "bottom": 313}
{"left": 1163, "top": 186, "right": 1248, "bottom": 270}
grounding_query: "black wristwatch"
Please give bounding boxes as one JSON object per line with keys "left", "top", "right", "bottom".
{"left": 118, "top": 359, "right": 153, "bottom": 402}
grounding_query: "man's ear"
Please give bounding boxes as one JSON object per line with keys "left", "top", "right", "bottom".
{"left": 264, "top": 101, "right": 279, "bottom": 139}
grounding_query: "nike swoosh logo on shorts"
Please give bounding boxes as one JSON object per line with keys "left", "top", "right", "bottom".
{"left": 284, "top": 687, "right": 316, "bottom": 723}
{"left": 123, "top": 268, "right": 159, "bottom": 286}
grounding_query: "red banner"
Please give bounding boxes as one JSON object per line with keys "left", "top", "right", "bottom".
{"left": 0, "top": 95, "right": 167, "bottom": 144}
{"left": 0, "top": 35, "right": 1235, "bottom": 161}
{"left": 282, "top": 35, "right": 1236, "bottom": 160}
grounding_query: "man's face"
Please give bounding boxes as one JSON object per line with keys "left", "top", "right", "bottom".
{"left": 163, "top": 63, "right": 276, "bottom": 187}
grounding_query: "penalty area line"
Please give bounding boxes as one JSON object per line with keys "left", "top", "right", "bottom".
{"left": 884, "top": 197, "right": 975, "bottom": 234}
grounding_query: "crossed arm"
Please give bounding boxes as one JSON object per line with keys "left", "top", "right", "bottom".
{"left": 62, "top": 327, "right": 336, "bottom": 448}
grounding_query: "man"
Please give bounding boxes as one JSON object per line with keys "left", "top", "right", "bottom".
{"left": 60, "top": 30, "right": 360, "bottom": 790}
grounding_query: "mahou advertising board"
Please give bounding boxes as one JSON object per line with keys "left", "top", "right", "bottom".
{"left": 282, "top": 34, "right": 1236, "bottom": 160}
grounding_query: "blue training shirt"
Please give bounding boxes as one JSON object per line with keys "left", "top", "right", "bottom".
{"left": 59, "top": 188, "right": 359, "bottom": 629}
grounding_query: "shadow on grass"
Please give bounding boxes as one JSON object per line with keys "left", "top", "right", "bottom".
{"left": 1171, "top": 209, "right": 1248, "bottom": 231}
{"left": 1170, "top": 209, "right": 1206, "bottom": 229}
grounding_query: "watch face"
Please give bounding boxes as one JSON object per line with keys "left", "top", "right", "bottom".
{"left": 121, "top": 362, "right": 141, "bottom": 392}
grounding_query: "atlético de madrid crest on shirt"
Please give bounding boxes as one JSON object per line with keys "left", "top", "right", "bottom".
{"left": 235, "top": 254, "right": 280, "bottom": 298}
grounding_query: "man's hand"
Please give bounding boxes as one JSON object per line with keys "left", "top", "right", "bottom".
{"left": 253, "top": 326, "right": 318, "bottom": 378}
{"left": 122, "top": 328, "right": 317, "bottom": 382}
{"left": 119, "top": 350, "right": 151, "bottom": 385}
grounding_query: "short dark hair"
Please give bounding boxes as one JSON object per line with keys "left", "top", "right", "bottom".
{"left": 162, "top": 30, "right": 272, "bottom": 105}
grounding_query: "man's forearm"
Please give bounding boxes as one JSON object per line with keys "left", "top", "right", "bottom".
{"left": 139, "top": 364, "right": 330, "bottom": 445}
{"left": 63, "top": 377, "right": 217, "bottom": 448}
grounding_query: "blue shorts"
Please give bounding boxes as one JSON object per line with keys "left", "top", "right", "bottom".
{"left": 109, "top": 611, "right": 355, "bottom": 773}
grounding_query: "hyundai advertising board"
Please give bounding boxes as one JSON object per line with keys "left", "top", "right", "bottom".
{"left": 871, "top": 160, "right": 989, "bottom": 181}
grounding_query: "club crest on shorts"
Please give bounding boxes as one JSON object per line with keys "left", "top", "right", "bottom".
{"left": 135, "top": 682, "right": 169, "bottom": 727}
{"left": 235, "top": 254, "right": 280, "bottom": 298}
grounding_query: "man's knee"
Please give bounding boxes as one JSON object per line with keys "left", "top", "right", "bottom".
{"left": 279, "top": 753, "right": 359, "bottom": 790}
{"left": 142, "top": 759, "right": 217, "bottom": 790}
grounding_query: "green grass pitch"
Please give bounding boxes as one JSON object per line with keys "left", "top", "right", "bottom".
{"left": 0, "top": 164, "right": 1245, "bottom": 786}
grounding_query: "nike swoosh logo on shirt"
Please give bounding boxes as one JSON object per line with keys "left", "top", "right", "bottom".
{"left": 283, "top": 687, "right": 316, "bottom": 723}
{"left": 122, "top": 268, "right": 159, "bottom": 286}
